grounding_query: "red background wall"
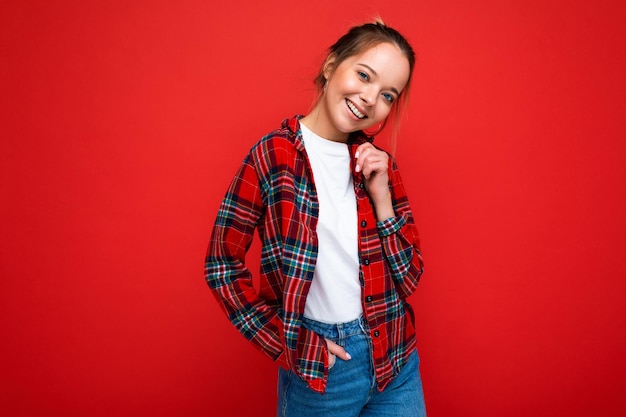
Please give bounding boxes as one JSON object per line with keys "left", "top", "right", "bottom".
{"left": 1, "top": 0, "right": 625, "bottom": 416}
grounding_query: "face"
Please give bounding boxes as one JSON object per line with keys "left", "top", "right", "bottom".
{"left": 306, "top": 42, "right": 410, "bottom": 142}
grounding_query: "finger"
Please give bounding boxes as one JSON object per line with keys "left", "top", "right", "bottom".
{"left": 361, "top": 157, "right": 387, "bottom": 180}
{"left": 326, "top": 338, "right": 352, "bottom": 361}
{"left": 355, "top": 145, "right": 387, "bottom": 175}
{"left": 328, "top": 353, "right": 336, "bottom": 368}
{"left": 354, "top": 142, "right": 373, "bottom": 159}
{"left": 354, "top": 143, "right": 375, "bottom": 173}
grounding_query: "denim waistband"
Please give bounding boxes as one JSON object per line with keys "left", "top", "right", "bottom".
{"left": 301, "top": 315, "right": 367, "bottom": 340}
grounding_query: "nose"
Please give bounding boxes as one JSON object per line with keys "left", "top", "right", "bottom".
{"left": 360, "top": 86, "right": 377, "bottom": 106}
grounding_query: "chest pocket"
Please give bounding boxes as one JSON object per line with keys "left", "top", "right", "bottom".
{"left": 294, "top": 177, "right": 318, "bottom": 228}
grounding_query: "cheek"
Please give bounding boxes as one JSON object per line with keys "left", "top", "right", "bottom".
{"left": 331, "top": 72, "right": 359, "bottom": 93}
{"left": 372, "top": 104, "right": 392, "bottom": 122}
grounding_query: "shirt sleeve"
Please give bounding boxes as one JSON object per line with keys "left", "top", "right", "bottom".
{"left": 376, "top": 157, "right": 424, "bottom": 299}
{"left": 204, "top": 151, "right": 285, "bottom": 362}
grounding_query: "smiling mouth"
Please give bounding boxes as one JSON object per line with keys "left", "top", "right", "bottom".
{"left": 346, "top": 99, "right": 367, "bottom": 119}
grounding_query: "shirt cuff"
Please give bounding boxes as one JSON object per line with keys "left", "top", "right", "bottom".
{"left": 376, "top": 215, "right": 406, "bottom": 237}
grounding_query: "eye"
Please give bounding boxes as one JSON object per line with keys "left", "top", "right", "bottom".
{"left": 357, "top": 71, "right": 369, "bottom": 81}
{"left": 382, "top": 92, "right": 395, "bottom": 103}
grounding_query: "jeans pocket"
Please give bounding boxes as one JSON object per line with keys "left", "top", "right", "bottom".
{"left": 328, "top": 353, "right": 336, "bottom": 370}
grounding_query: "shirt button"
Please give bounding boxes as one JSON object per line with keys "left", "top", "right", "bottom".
{"left": 359, "top": 183, "right": 365, "bottom": 189}
{"left": 361, "top": 220, "right": 367, "bottom": 227}
{"left": 363, "top": 258, "right": 370, "bottom": 266}
{"left": 366, "top": 296, "right": 373, "bottom": 302}
{"left": 373, "top": 330, "right": 380, "bottom": 337}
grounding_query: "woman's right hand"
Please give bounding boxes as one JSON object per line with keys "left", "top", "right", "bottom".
{"left": 325, "top": 338, "right": 351, "bottom": 368}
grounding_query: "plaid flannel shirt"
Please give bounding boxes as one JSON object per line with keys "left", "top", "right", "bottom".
{"left": 205, "top": 116, "right": 424, "bottom": 394}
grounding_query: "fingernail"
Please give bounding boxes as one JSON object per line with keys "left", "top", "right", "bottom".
{"left": 355, "top": 151, "right": 360, "bottom": 158}
{"left": 346, "top": 353, "right": 352, "bottom": 360}
{"left": 355, "top": 164, "right": 360, "bottom": 173}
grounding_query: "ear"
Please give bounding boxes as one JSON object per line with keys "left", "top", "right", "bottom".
{"left": 323, "top": 54, "right": 337, "bottom": 81}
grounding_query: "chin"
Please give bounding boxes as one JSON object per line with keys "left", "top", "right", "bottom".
{"left": 338, "top": 116, "right": 368, "bottom": 134}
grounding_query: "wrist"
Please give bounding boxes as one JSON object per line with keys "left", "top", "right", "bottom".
{"left": 372, "top": 192, "right": 394, "bottom": 221}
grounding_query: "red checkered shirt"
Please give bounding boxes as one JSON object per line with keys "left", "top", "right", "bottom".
{"left": 205, "top": 116, "right": 424, "bottom": 393}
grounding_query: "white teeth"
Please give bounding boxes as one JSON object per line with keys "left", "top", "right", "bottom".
{"left": 346, "top": 100, "right": 366, "bottom": 119}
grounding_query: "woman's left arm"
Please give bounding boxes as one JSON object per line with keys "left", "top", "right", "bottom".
{"left": 376, "top": 163, "right": 424, "bottom": 299}
{"left": 356, "top": 143, "right": 424, "bottom": 299}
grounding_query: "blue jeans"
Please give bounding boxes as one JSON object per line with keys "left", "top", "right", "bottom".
{"left": 277, "top": 316, "right": 426, "bottom": 417}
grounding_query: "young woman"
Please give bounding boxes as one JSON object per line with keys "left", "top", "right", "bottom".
{"left": 205, "top": 21, "right": 426, "bottom": 417}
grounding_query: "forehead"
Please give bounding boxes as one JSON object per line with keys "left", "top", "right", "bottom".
{"left": 344, "top": 42, "right": 410, "bottom": 91}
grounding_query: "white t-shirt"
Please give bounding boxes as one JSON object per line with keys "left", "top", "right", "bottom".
{"left": 300, "top": 123, "right": 362, "bottom": 324}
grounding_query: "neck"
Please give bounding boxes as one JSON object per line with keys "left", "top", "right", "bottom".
{"left": 300, "top": 106, "right": 349, "bottom": 143}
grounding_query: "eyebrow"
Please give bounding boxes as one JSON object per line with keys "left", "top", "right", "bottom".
{"left": 357, "top": 63, "right": 401, "bottom": 96}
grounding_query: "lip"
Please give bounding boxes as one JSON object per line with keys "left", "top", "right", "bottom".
{"left": 346, "top": 99, "right": 368, "bottom": 120}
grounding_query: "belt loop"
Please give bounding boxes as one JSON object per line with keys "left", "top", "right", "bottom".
{"left": 359, "top": 315, "right": 369, "bottom": 335}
